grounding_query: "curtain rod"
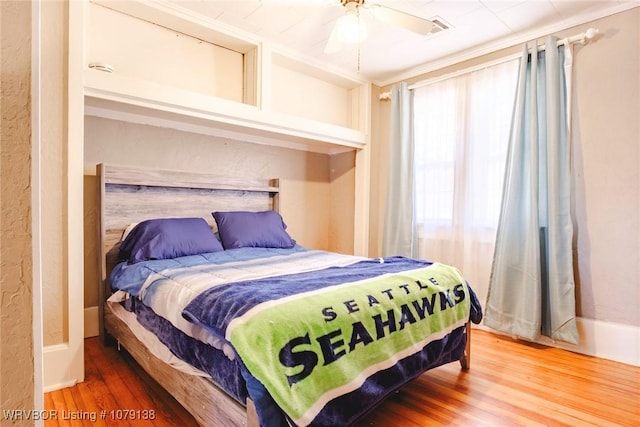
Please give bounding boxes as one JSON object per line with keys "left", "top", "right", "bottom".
{"left": 379, "top": 27, "right": 600, "bottom": 101}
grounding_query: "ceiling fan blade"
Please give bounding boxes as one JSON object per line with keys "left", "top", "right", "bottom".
{"left": 324, "top": 20, "right": 343, "bottom": 54}
{"left": 370, "top": 4, "right": 435, "bottom": 35}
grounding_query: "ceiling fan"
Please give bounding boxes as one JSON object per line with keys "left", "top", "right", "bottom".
{"left": 324, "top": 0, "right": 439, "bottom": 54}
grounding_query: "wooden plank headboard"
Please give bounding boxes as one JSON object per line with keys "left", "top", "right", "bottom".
{"left": 97, "top": 163, "right": 280, "bottom": 334}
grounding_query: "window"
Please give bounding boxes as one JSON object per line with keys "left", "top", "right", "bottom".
{"left": 412, "top": 58, "right": 519, "bottom": 300}
{"left": 413, "top": 59, "right": 519, "bottom": 232}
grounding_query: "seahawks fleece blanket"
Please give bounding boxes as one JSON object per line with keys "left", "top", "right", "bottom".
{"left": 183, "top": 256, "right": 482, "bottom": 426}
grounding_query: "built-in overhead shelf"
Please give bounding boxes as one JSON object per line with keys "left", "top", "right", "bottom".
{"left": 83, "top": 0, "right": 371, "bottom": 155}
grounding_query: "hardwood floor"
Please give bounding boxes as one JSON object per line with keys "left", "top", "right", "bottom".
{"left": 45, "top": 329, "right": 639, "bottom": 426}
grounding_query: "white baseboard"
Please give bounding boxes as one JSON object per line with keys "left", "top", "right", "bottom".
{"left": 43, "top": 344, "right": 79, "bottom": 392}
{"left": 84, "top": 306, "right": 100, "bottom": 338}
{"left": 477, "top": 316, "right": 640, "bottom": 367}
{"left": 43, "top": 307, "right": 98, "bottom": 391}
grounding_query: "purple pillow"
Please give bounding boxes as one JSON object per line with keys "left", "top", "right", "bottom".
{"left": 212, "top": 211, "right": 296, "bottom": 250}
{"left": 119, "top": 217, "right": 223, "bottom": 263}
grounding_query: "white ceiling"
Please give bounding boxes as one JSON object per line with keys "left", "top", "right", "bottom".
{"left": 167, "top": 0, "right": 637, "bottom": 84}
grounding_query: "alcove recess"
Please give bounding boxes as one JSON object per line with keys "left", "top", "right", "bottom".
{"left": 83, "top": 0, "right": 371, "bottom": 154}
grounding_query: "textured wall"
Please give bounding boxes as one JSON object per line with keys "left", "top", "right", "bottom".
{"left": 83, "top": 116, "right": 355, "bottom": 308}
{"left": 1, "top": 0, "right": 35, "bottom": 421}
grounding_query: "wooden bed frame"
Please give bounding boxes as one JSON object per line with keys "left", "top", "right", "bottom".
{"left": 97, "top": 163, "right": 471, "bottom": 427}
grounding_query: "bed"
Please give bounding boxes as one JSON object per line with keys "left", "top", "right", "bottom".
{"left": 97, "top": 163, "right": 483, "bottom": 427}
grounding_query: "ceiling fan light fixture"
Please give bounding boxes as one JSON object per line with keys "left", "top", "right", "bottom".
{"left": 335, "top": 2, "right": 367, "bottom": 44}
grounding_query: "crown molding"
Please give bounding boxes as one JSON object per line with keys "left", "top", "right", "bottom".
{"left": 374, "top": 3, "right": 639, "bottom": 87}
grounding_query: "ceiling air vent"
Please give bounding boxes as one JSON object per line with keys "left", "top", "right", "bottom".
{"left": 428, "top": 16, "right": 452, "bottom": 35}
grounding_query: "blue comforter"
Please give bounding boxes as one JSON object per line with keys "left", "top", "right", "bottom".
{"left": 110, "top": 248, "right": 482, "bottom": 426}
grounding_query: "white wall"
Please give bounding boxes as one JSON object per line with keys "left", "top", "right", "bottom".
{"left": 40, "top": 0, "right": 67, "bottom": 347}
{"left": 86, "top": 2, "right": 244, "bottom": 102}
{"left": 271, "top": 64, "right": 351, "bottom": 127}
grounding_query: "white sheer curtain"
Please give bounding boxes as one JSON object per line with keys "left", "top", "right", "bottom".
{"left": 412, "top": 59, "right": 519, "bottom": 303}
